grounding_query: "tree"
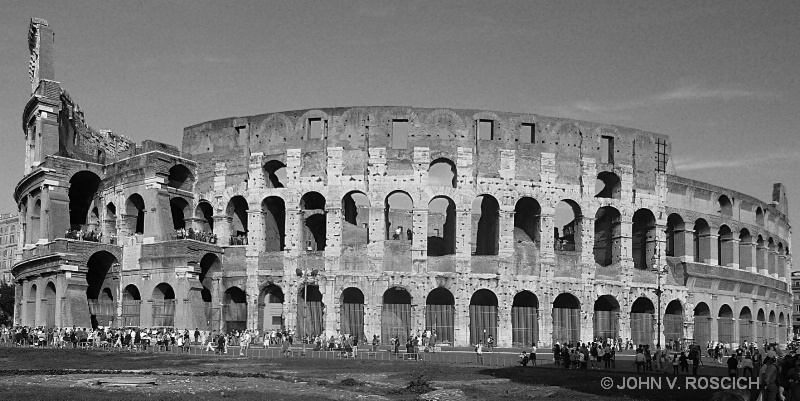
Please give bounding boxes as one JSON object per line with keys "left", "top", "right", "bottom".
{"left": 0, "top": 282, "right": 14, "bottom": 326}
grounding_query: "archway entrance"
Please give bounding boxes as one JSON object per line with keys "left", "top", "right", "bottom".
{"left": 739, "top": 307, "right": 753, "bottom": 344}
{"left": 630, "top": 297, "right": 655, "bottom": 346}
{"left": 718, "top": 305, "right": 734, "bottom": 344}
{"left": 382, "top": 287, "right": 412, "bottom": 345}
{"left": 341, "top": 288, "right": 365, "bottom": 340}
{"left": 693, "top": 303, "right": 711, "bottom": 346}
{"left": 664, "top": 301, "right": 684, "bottom": 344}
{"left": 121, "top": 284, "right": 141, "bottom": 327}
{"left": 86, "top": 251, "right": 117, "bottom": 328}
{"left": 44, "top": 282, "right": 56, "bottom": 328}
{"left": 552, "top": 293, "right": 581, "bottom": 345}
{"left": 593, "top": 295, "right": 620, "bottom": 341}
{"left": 297, "top": 285, "right": 324, "bottom": 339}
{"left": 199, "top": 253, "right": 221, "bottom": 332}
{"left": 512, "top": 291, "right": 538, "bottom": 347}
{"left": 260, "top": 285, "right": 284, "bottom": 333}
{"left": 426, "top": 288, "right": 455, "bottom": 345}
{"left": 152, "top": 283, "right": 176, "bottom": 327}
{"left": 469, "top": 289, "right": 498, "bottom": 345}
{"left": 224, "top": 287, "right": 248, "bottom": 332}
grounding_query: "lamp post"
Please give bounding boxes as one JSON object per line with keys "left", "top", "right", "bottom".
{"left": 652, "top": 243, "right": 668, "bottom": 349}
{"left": 296, "top": 267, "right": 319, "bottom": 355}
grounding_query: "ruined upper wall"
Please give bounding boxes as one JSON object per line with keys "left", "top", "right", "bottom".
{"left": 182, "top": 106, "right": 671, "bottom": 194}
{"left": 57, "top": 89, "right": 135, "bottom": 164}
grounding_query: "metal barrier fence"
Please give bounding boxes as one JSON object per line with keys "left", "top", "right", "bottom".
{"left": 0, "top": 340, "right": 518, "bottom": 367}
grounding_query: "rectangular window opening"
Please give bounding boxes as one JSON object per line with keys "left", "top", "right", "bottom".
{"left": 600, "top": 136, "right": 614, "bottom": 164}
{"left": 478, "top": 119, "right": 494, "bottom": 141}
{"left": 392, "top": 119, "right": 408, "bottom": 149}
{"left": 520, "top": 123, "right": 535, "bottom": 143}
{"left": 308, "top": 118, "right": 324, "bottom": 140}
{"left": 655, "top": 138, "right": 668, "bottom": 173}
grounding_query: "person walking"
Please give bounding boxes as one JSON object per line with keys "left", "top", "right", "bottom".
{"left": 759, "top": 357, "right": 778, "bottom": 401}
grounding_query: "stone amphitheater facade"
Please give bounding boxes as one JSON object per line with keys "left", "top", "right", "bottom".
{"left": 12, "top": 18, "right": 793, "bottom": 347}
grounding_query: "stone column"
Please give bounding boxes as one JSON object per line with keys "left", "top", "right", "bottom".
{"left": 498, "top": 209, "right": 515, "bottom": 258}
{"left": 325, "top": 207, "right": 342, "bottom": 257}
{"left": 728, "top": 238, "right": 740, "bottom": 269}
{"left": 677, "top": 228, "right": 694, "bottom": 262}
{"left": 497, "top": 294, "right": 512, "bottom": 347}
{"left": 214, "top": 215, "right": 233, "bottom": 246}
{"left": 539, "top": 206, "right": 555, "bottom": 259}
{"left": 757, "top": 243, "right": 768, "bottom": 276}
{"left": 412, "top": 208, "right": 428, "bottom": 265}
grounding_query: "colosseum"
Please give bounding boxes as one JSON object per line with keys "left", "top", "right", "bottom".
{"left": 12, "top": 18, "right": 793, "bottom": 348}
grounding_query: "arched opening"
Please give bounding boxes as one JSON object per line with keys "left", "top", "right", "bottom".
{"left": 30, "top": 199, "right": 41, "bottom": 243}
{"left": 693, "top": 302, "right": 711, "bottom": 346}
{"left": 595, "top": 171, "right": 621, "bottom": 199}
{"left": 718, "top": 195, "right": 732, "bottom": 216}
{"left": 593, "top": 295, "right": 620, "bottom": 341}
{"left": 121, "top": 284, "right": 141, "bottom": 327}
{"left": 199, "top": 253, "right": 221, "bottom": 331}
{"left": 718, "top": 305, "right": 734, "bottom": 344}
{"left": 194, "top": 201, "right": 215, "bottom": 233}
{"left": 778, "top": 242, "right": 786, "bottom": 277}
{"left": 125, "top": 194, "right": 145, "bottom": 235}
{"left": 382, "top": 287, "right": 412, "bottom": 345}
{"left": 426, "top": 287, "right": 455, "bottom": 345}
{"left": 594, "top": 206, "right": 621, "bottom": 267}
{"left": 739, "top": 229, "right": 753, "bottom": 269}
{"left": 757, "top": 309, "right": 766, "bottom": 345}
{"left": 105, "top": 202, "right": 117, "bottom": 242}
{"left": 297, "top": 285, "right": 324, "bottom": 339}
{"left": 632, "top": 209, "right": 656, "bottom": 269}
{"left": 779, "top": 312, "right": 786, "bottom": 343}
{"left": 739, "top": 307, "right": 753, "bottom": 344}
{"left": 170, "top": 197, "right": 190, "bottom": 230}
{"left": 341, "top": 191, "right": 369, "bottom": 246}
{"left": 69, "top": 171, "right": 101, "bottom": 230}
{"left": 262, "top": 196, "right": 286, "bottom": 251}
{"left": 168, "top": 164, "right": 193, "bottom": 191}
{"left": 756, "top": 235, "right": 766, "bottom": 272}
{"left": 427, "top": 196, "right": 456, "bottom": 256}
{"left": 300, "top": 192, "right": 326, "bottom": 251}
{"left": 512, "top": 291, "right": 539, "bottom": 347}
{"left": 693, "top": 219, "right": 711, "bottom": 263}
{"left": 152, "top": 283, "right": 176, "bottom": 327}
{"left": 226, "top": 196, "right": 249, "bottom": 245}
{"left": 768, "top": 311, "right": 777, "bottom": 343}
{"left": 44, "top": 282, "right": 56, "bottom": 328}
{"left": 260, "top": 285, "right": 284, "bottom": 333}
{"left": 514, "top": 197, "right": 541, "bottom": 244}
{"left": 86, "top": 251, "right": 117, "bottom": 328}
{"left": 718, "top": 225, "right": 734, "bottom": 266}
{"left": 385, "top": 191, "right": 413, "bottom": 241}
{"left": 472, "top": 195, "right": 500, "bottom": 255}
{"left": 223, "top": 286, "right": 247, "bottom": 332}
{"left": 428, "top": 158, "right": 457, "bottom": 188}
{"left": 469, "top": 289, "right": 498, "bottom": 345}
{"left": 340, "top": 287, "right": 365, "bottom": 340}
{"left": 552, "top": 293, "right": 581, "bottom": 345}
{"left": 664, "top": 300, "right": 683, "bottom": 343}
{"left": 666, "top": 214, "right": 685, "bottom": 257}
{"left": 768, "top": 238, "right": 776, "bottom": 275}
{"left": 756, "top": 207, "right": 764, "bottom": 226}
{"left": 554, "top": 200, "right": 582, "bottom": 252}
{"left": 88, "top": 207, "right": 100, "bottom": 234}
{"left": 264, "top": 160, "right": 287, "bottom": 189}
{"left": 26, "top": 284, "right": 37, "bottom": 326}
{"left": 630, "top": 297, "right": 655, "bottom": 346}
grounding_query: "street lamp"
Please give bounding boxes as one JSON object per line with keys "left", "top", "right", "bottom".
{"left": 296, "top": 267, "right": 319, "bottom": 356}
{"left": 652, "top": 243, "right": 669, "bottom": 349}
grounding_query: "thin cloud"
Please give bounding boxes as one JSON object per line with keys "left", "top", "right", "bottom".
{"left": 675, "top": 151, "right": 797, "bottom": 171}
{"left": 554, "top": 84, "right": 778, "bottom": 121}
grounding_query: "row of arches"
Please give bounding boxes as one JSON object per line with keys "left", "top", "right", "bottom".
{"left": 692, "top": 303, "right": 788, "bottom": 345}
{"left": 666, "top": 214, "right": 790, "bottom": 274}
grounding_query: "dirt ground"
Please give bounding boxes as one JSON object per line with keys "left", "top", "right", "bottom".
{"left": 0, "top": 347, "right": 749, "bottom": 400}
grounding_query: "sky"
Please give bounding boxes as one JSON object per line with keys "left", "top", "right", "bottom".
{"left": 0, "top": 1, "right": 798, "bottom": 231}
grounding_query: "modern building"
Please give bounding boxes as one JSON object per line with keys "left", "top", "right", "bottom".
{"left": 0, "top": 213, "right": 19, "bottom": 283}
{"left": 793, "top": 271, "right": 800, "bottom": 339}
{"left": 12, "top": 18, "right": 793, "bottom": 347}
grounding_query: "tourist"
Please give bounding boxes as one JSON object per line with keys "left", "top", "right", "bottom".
{"left": 475, "top": 341, "right": 484, "bottom": 364}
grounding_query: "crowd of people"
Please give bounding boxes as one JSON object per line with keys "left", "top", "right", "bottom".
{"left": 64, "top": 229, "right": 107, "bottom": 243}
{"left": 229, "top": 234, "right": 248, "bottom": 245}
{"left": 174, "top": 228, "right": 217, "bottom": 244}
